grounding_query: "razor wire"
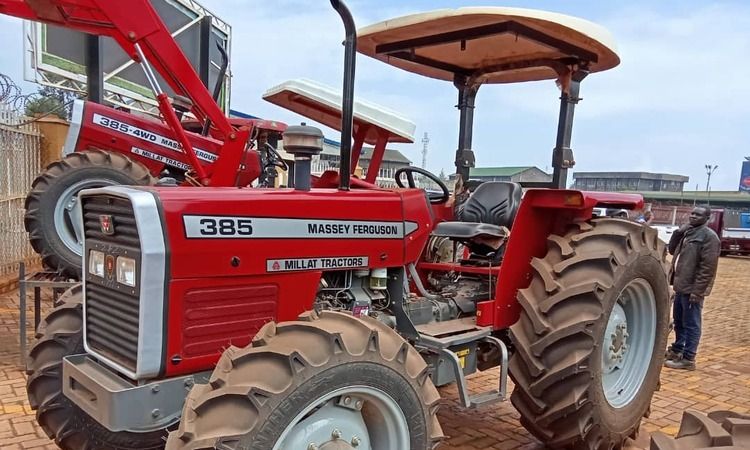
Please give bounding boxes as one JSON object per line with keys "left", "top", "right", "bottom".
{"left": 1, "top": 72, "right": 76, "bottom": 128}
{"left": 0, "top": 73, "right": 40, "bottom": 114}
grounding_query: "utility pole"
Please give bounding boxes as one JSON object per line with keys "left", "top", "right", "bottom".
{"left": 705, "top": 164, "right": 718, "bottom": 192}
{"left": 421, "top": 132, "right": 429, "bottom": 169}
{"left": 705, "top": 164, "right": 718, "bottom": 205}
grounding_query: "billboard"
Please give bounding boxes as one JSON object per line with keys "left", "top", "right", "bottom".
{"left": 740, "top": 159, "right": 750, "bottom": 193}
{"left": 23, "top": 0, "right": 231, "bottom": 115}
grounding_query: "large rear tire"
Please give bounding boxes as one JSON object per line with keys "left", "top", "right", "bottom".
{"left": 26, "top": 286, "right": 166, "bottom": 450}
{"left": 24, "top": 150, "right": 154, "bottom": 279}
{"left": 166, "top": 310, "right": 444, "bottom": 450}
{"left": 509, "top": 219, "right": 670, "bottom": 449}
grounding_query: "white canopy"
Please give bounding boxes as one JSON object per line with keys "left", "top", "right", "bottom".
{"left": 357, "top": 7, "right": 620, "bottom": 84}
{"left": 263, "top": 78, "right": 416, "bottom": 144}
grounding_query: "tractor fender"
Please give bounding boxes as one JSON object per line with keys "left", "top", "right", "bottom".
{"left": 477, "top": 189, "right": 643, "bottom": 328}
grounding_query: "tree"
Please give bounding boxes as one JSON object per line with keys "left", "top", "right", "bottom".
{"left": 24, "top": 85, "right": 77, "bottom": 119}
{"left": 439, "top": 168, "right": 448, "bottom": 181}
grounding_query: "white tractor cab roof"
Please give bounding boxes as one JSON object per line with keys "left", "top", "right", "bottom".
{"left": 357, "top": 7, "right": 620, "bottom": 189}
{"left": 263, "top": 78, "right": 415, "bottom": 186}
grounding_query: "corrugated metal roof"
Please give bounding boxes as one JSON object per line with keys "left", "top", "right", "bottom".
{"left": 574, "top": 171, "right": 689, "bottom": 182}
{"left": 638, "top": 191, "right": 750, "bottom": 204}
{"left": 469, "top": 166, "right": 534, "bottom": 177}
{"left": 359, "top": 147, "right": 412, "bottom": 164}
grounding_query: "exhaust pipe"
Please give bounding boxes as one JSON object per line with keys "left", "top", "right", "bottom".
{"left": 330, "top": 0, "right": 356, "bottom": 191}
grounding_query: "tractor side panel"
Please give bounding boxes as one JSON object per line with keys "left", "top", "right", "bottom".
{"left": 153, "top": 187, "right": 434, "bottom": 376}
{"left": 481, "top": 189, "right": 643, "bottom": 329}
{"left": 164, "top": 271, "right": 321, "bottom": 376}
{"left": 74, "top": 101, "right": 261, "bottom": 182}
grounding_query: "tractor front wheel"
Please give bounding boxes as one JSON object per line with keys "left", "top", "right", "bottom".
{"left": 26, "top": 286, "right": 167, "bottom": 450}
{"left": 166, "top": 310, "right": 443, "bottom": 450}
{"left": 509, "top": 218, "right": 670, "bottom": 449}
{"left": 24, "top": 150, "right": 154, "bottom": 279}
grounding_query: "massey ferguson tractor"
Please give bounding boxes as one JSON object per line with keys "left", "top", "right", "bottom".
{"left": 1, "top": 1, "right": 289, "bottom": 279}
{"left": 9, "top": 1, "right": 684, "bottom": 449}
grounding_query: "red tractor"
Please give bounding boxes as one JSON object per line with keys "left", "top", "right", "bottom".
{"left": 2, "top": 1, "right": 289, "bottom": 279}
{"left": 12, "top": 1, "right": 673, "bottom": 449}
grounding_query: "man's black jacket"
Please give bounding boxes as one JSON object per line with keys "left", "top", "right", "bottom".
{"left": 668, "top": 224, "right": 721, "bottom": 297}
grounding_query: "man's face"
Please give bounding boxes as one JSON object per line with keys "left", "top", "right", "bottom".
{"left": 689, "top": 207, "right": 710, "bottom": 227}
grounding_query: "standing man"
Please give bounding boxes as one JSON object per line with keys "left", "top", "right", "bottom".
{"left": 664, "top": 205, "right": 720, "bottom": 370}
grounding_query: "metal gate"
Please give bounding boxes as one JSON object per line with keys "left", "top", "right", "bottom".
{"left": 0, "top": 103, "right": 41, "bottom": 277}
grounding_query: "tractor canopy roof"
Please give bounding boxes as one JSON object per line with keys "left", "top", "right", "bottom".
{"left": 357, "top": 7, "right": 620, "bottom": 84}
{"left": 263, "top": 78, "right": 416, "bottom": 145}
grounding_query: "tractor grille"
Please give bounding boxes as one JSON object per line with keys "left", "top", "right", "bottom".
{"left": 82, "top": 195, "right": 141, "bottom": 374}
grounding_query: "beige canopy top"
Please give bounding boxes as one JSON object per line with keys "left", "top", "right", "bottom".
{"left": 357, "top": 7, "right": 620, "bottom": 84}
{"left": 263, "top": 78, "right": 415, "bottom": 145}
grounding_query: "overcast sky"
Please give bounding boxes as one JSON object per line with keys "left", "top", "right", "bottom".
{"left": 1, "top": 0, "right": 748, "bottom": 190}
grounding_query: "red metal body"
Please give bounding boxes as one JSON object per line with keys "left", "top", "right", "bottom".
{"left": 417, "top": 190, "right": 643, "bottom": 329}
{"left": 72, "top": 101, "right": 265, "bottom": 184}
{"left": 151, "top": 186, "right": 434, "bottom": 376}
{"left": 142, "top": 183, "right": 642, "bottom": 376}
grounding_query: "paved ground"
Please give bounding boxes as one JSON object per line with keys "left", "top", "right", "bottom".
{"left": 1, "top": 256, "right": 748, "bottom": 449}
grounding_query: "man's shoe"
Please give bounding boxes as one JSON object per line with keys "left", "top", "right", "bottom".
{"left": 665, "top": 358, "right": 696, "bottom": 370}
{"left": 665, "top": 348, "right": 682, "bottom": 361}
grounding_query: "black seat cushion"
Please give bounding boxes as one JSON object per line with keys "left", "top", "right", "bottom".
{"left": 459, "top": 181, "right": 521, "bottom": 227}
{"left": 433, "top": 182, "right": 522, "bottom": 240}
{"left": 432, "top": 222, "right": 508, "bottom": 240}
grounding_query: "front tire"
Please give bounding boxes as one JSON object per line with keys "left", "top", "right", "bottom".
{"left": 167, "top": 310, "right": 443, "bottom": 450}
{"left": 509, "top": 219, "right": 670, "bottom": 449}
{"left": 24, "top": 150, "right": 154, "bottom": 279}
{"left": 26, "top": 286, "right": 166, "bottom": 450}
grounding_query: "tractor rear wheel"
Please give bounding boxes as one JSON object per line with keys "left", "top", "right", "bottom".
{"left": 509, "top": 218, "right": 670, "bottom": 449}
{"left": 24, "top": 150, "right": 154, "bottom": 279}
{"left": 166, "top": 310, "right": 443, "bottom": 450}
{"left": 26, "top": 286, "right": 166, "bottom": 450}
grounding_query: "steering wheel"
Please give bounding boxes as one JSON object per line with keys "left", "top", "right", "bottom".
{"left": 263, "top": 142, "right": 289, "bottom": 171}
{"left": 394, "top": 167, "right": 450, "bottom": 204}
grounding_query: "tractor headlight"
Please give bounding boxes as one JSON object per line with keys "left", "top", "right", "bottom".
{"left": 116, "top": 256, "right": 137, "bottom": 287}
{"left": 89, "top": 250, "right": 105, "bottom": 277}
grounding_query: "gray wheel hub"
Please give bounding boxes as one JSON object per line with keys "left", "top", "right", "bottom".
{"left": 601, "top": 278, "right": 657, "bottom": 409}
{"left": 603, "top": 303, "right": 629, "bottom": 371}
{"left": 274, "top": 387, "right": 408, "bottom": 450}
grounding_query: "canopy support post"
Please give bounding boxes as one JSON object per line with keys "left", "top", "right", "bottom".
{"left": 454, "top": 75, "right": 479, "bottom": 188}
{"left": 551, "top": 68, "right": 588, "bottom": 189}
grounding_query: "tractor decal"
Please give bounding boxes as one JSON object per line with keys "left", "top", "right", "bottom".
{"left": 92, "top": 114, "right": 218, "bottom": 162}
{"left": 183, "top": 215, "right": 418, "bottom": 239}
{"left": 131, "top": 146, "right": 191, "bottom": 170}
{"left": 266, "top": 256, "right": 369, "bottom": 272}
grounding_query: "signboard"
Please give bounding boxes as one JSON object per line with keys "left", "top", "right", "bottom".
{"left": 23, "top": 0, "right": 231, "bottom": 115}
{"left": 740, "top": 160, "right": 750, "bottom": 193}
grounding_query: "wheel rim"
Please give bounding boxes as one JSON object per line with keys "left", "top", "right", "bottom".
{"left": 53, "top": 178, "right": 119, "bottom": 256}
{"left": 601, "top": 278, "right": 657, "bottom": 408}
{"left": 273, "top": 385, "right": 409, "bottom": 450}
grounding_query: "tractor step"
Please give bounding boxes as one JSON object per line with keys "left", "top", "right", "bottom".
{"left": 416, "top": 317, "right": 489, "bottom": 347}
{"left": 416, "top": 319, "right": 508, "bottom": 409}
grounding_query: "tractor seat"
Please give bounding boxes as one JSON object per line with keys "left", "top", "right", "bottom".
{"left": 433, "top": 181, "right": 522, "bottom": 241}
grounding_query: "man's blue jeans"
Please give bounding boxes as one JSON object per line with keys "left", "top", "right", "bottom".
{"left": 670, "top": 292, "right": 703, "bottom": 360}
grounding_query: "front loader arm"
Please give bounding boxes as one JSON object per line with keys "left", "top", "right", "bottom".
{"left": 0, "top": 0, "right": 249, "bottom": 185}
